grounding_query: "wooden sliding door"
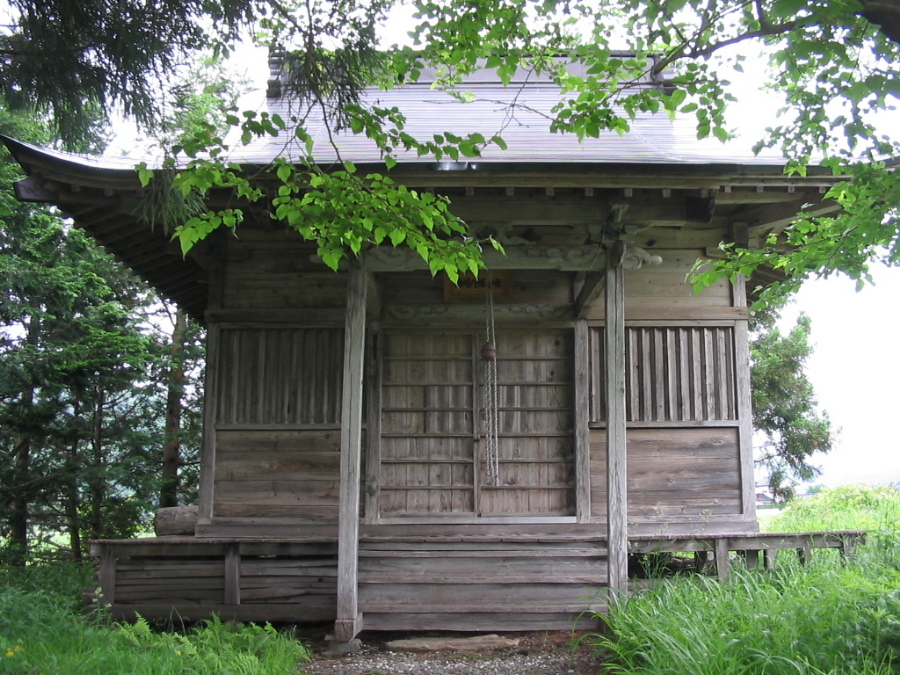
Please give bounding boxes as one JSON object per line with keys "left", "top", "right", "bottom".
{"left": 378, "top": 329, "right": 575, "bottom": 518}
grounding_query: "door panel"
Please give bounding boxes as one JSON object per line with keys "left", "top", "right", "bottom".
{"left": 379, "top": 330, "right": 574, "bottom": 517}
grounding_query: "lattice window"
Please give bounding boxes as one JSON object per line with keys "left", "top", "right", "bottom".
{"left": 590, "top": 326, "right": 737, "bottom": 423}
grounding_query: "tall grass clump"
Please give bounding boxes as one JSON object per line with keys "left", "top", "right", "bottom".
{"left": 0, "top": 564, "right": 311, "bottom": 674}
{"left": 591, "top": 485, "right": 900, "bottom": 675}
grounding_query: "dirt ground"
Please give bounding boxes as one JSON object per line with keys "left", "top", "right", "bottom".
{"left": 295, "top": 626, "right": 608, "bottom": 675}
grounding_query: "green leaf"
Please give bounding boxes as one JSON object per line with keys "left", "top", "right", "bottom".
{"left": 389, "top": 229, "right": 407, "bottom": 246}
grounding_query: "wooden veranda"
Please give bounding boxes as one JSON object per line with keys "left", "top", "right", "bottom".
{"left": 89, "top": 529, "right": 866, "bottom": 627}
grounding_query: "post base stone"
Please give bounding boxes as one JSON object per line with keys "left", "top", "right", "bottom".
{"left": 327, "top": 638, "right": 362, "bottom": 655}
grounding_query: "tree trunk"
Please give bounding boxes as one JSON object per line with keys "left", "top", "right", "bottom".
{"left": 8, "top": 433, "right": 31, "bottom": 567}
{"left": 860, "top": 0, "right": 900, "bottom": 45}
{"left": 66, "top": 406, "right": 83, "bottom": 563}
{"left": 159, "top": 308, "right": 187, "bottom": 509}
{"left": 89, "top": 386, "right": 106, "bottom": 540}
{"left": 8, "top": 316, "right": 40, "bottom": 566}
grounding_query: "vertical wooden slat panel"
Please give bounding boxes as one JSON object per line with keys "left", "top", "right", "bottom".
{"left": 364, "top": 329, "right": 383, "bottom": 525}
{"left": 726, "top": 329, "right": 737, "bottom": 419}
{"left": 288, "top": 328, "right": 301, "bottom": 424}
{"left": 626, "top": 329, "right": 638, "bottom": 421}
{"left": 215, "top": 327, "right": 344, "bottom": 426}
{"left": 612, "top": 325, "right": 737, "bottom": 425}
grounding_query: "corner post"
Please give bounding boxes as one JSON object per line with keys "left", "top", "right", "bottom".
{"left": 605, "top": 248, "right": 628, "bottom": 598}
{"left": 732, "top": 274, "right": 757, "bottom": 523}
{"left": 574, "top": 319, "right": 591, "bottom": 522}
{"left": 335, "top": 259, "right": 367, "bottom": 644}
{"left": 198, "top": 235, "right": 225, "bottom": 526}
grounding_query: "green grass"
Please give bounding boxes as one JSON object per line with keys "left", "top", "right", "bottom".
{"left": 589, "top": 485, "right": 900, "bottom": 675}
{"left": 0, "top": 564, "right": 311, "bottom": 674}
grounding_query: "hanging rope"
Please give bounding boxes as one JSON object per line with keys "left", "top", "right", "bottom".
{"left": 482, "top": 270, "right": 500, "bottom": 487}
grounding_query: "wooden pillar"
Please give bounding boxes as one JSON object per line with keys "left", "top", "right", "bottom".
{"left": 732, "top": 274, "right": 757, "bottom": 523}
{"left": 198, "top": 237, "right": 225, "bottom": 525}
{"left": 574, "top": 319, "right": 591, "bottom": 523}
{"left": 715, "top": 538, "right": 731, "bottom": 581}
{"left": 744, "top": 549, "right": 760, "bottom": 571}
{"left": 224, "top": 543, "right": 241, "bottom": 605}
{"left": 335, "top": 261, "right": 367, "bottom": 643}
{"left": 97, "top": 545, "right": 117, "bottom": 606}
{"left": 605, "top": 252, "right": 628, "bottom": 598}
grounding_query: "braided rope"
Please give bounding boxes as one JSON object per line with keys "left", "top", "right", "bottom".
{"left": 484, "top": 271, "right": 500, "bottom": 486}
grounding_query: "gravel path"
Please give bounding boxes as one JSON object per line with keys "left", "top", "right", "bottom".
{"left": 299, "top": 630, "right": 606, "bottom": 675}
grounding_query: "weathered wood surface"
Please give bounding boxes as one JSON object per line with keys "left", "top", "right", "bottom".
{"left": 336, "top": 261, "right": 368, "bottom": 639}
{"left": 154, "top": 506, "right": 199, "bottom": 536}
{"left": 369, "top": 246, "right": 604, "bottom": 271}
{"left": 590, "top": 428, "right": 743, "bottom": 519}
{"left": 198, "top": 243, "right": 224, "bottom": 523}
{"left": 379, "top": 330, "right": 575, "bottom": 518}
{"left": 574, "top": 319, "right": 591, "bottom": 522}
{"left": 222, "top": 240, "right": 348, "bottom": 310}
{"left": 590, "top": 325, "right": 737, "bottom": 423}
{"left": 379, "top": 269, "right": 573, "bottom": 308}
{"left": 604, "top": 258, "right": 628, "bottom": 597}
{"left": 213, "top": 430, "right": 342, "bottom": 520}
{"left": 90, "top": 529, "right": 863, "bottom": 625}
{"left": 364, "top": 611, "right": 601, "bottom": 632}
{"left": 364, "top": 329, "right": 383, "bottom": 524}
{"left": 215, "top": 327, "right": 344, "bottom": 426}
{"left": 358, "top": 537, "right": 608, "bottom": 632}
{"left": 584, "top": 251, "right": 734, "bottom": 321}
{"left": 732, "top": 275, "right": 757, "bottom": 520}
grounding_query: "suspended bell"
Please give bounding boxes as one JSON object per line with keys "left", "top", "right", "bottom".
{"left": 480, "top": 341, "right": 497, "bottom": 361}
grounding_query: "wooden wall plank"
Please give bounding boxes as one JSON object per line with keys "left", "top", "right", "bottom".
{"left": 590, "top": 428, "right": 743, "bottom": 519}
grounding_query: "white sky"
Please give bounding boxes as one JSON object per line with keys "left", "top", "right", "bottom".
{"left": 722, "top": 59, "right": 900, "bottom": 488}
{"left": 777, "top": 267, "right": 900, "bottom": 487}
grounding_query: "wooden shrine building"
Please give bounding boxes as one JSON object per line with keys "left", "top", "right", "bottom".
{"left": 2, "top": 61, "right": 848, "bottom": 640}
